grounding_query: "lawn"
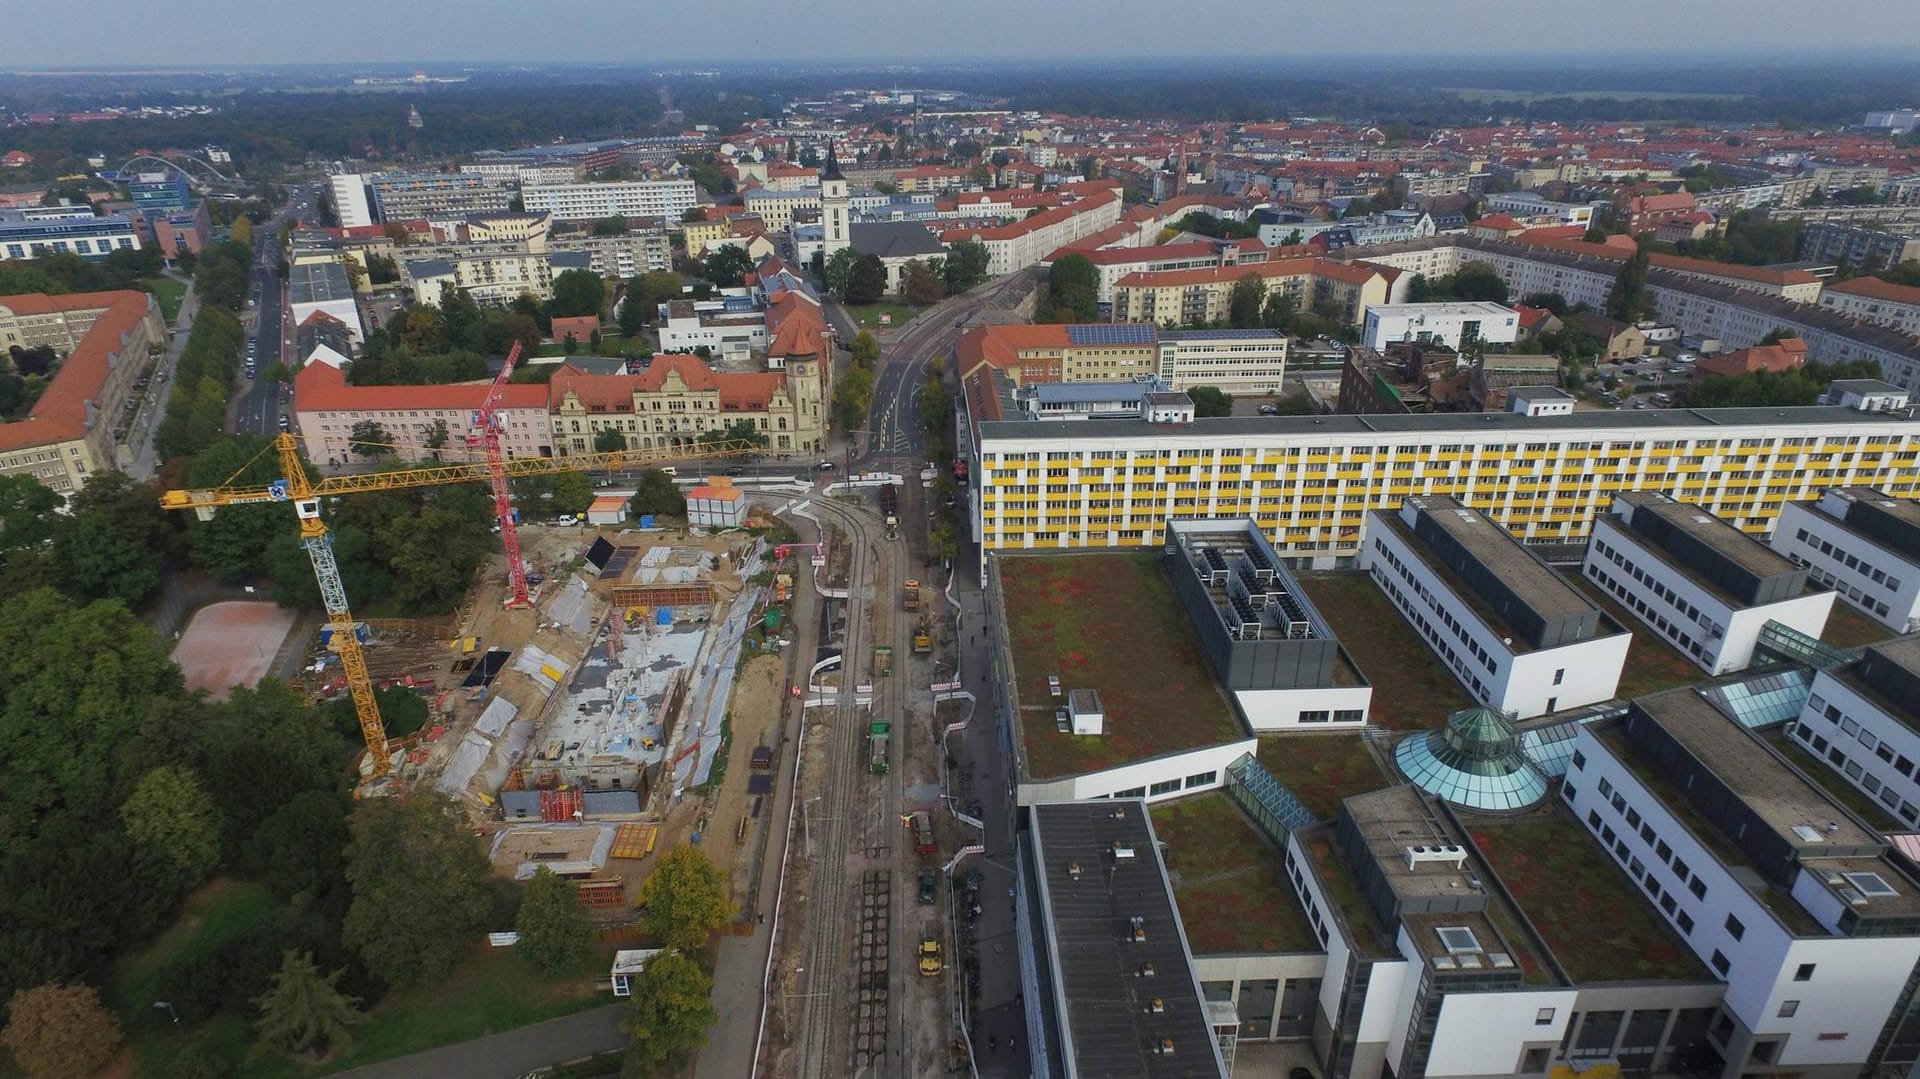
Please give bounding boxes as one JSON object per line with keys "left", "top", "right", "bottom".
{"left": 1000, "top": 553, "right": 1243, "bottom": 779}
{"left": 1561, "top": 572, "right": 1704, "bottom": 699}
{"left": 1468, "top": 812, "right": 1708, "bottom": 984}
{"left": 1151, "top": 795, "right": 1318, "bottom": 954}
{"left": 1823, "top": 600, "right": 1894, "bottom": 649}
{"left": 1255, "top": 735, "right": 1386, "bottom": 819}
{"left": 143, "top": 276, "right": 186, "bottom": 323}
{"left": 1297, "top": 573, "right": 1473, "bottom": 730}
{"left": 108, "top": 881, "right": 613, "bottom": 1078}
{"left": 843, "top": 301, "right": 919, "bottom": 329}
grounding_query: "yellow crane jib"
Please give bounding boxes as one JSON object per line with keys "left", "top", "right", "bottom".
{"left": 158, "top": 433, "right": 762, "bottom": 779}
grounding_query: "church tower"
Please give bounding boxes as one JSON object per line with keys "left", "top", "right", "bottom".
{"left": 820, "top": 141, "right": 851, "bottom": 260}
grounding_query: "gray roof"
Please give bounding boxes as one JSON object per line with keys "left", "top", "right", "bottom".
{"left": 1831, "top": 378, "right": 1905, "bottom": 395}
{"left": 288, "top": 259, "right": 354, "bottom": 305}
{"left": 979, "top": 403, "right": 1913, "bottom": 442}
{"left": 550, "top": 251, "right": 594, "bottom": 270}
{"left": 1509, "top": 385, "right": 1572, "bottom": 399}
{"left": 406, "top": 258, "right": 457, "bottom": 278}
{"left": 1159, "top": 328, "right": 1288, "bottom": 342}
{"left": 850, "top": 220, "right": 946, "bottom": 259}
{"left": 1031, "top": 801, "right": 1226, "bottom": 1079}
{"left": 1030, "top": 380, "right": 1159, "bottom": 404}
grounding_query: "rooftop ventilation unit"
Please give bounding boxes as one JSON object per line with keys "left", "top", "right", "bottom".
{"left": 1129, "top": 916, "right": 1147, "bottom": 942}
{"left": 1154, "top": 1037, "right": 1177, "bottom": 1056}
{"left": 1147, "top": 998, "right": 1166, "bottom": 1014}
{"left": 1112, "top": 841, "right": 1136, "bottom": 860}
{"left": 1490, "top": 952, "right": 1515, "bottom": 969}
{"left": 1137, "top": 961, "right": 1156, "bottom": 978}
{"left": 1793, "top": 824, "right": 1827, "bottom": 843}
{"left": 1406, "top": 844, "right": 1470, "bottom": 871}
{"left": 1068, "top": 862, "right": 1083, "bottom": 880}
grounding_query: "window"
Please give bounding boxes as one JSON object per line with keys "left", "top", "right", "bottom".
{"left": 1690, "top": 878, "right": 1708, "bottom": 900}
{"left": 1184, "top": 771, "right": 1217, "bottom": 789}
{"left": 1571, "top": 750, "right": 1586, "bottom": 771}
{"left": 1536, "top": 1008, "right": 1557, "bottom": 1025}
{"left": 1710, "top": 950, "right": 1730, "bottom": 976}
{"left": 1724, "top": 914, "right": 1744, "bottom": 940}
{"left": 1677, "top": 910, "right": 1694, "bottom": 933}
{"left": 1779, "top": 1001, "right": 1800, "bottom": 1019}
{"left": 1149, "top": 779, "right": 1182, "bottom": 797}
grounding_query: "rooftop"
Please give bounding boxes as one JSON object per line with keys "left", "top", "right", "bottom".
{"left": 1817, "top": 488, "right": 1920, "bottom": 563}
{"left": 1366, "top": 301, "right": 1518, "bottom": 319}
{"left": 288, "top": 258, "right": 354, "bottom": 305}
{"left": 1619, "top": 493, "right": 1798, "bottom": 581}
{"left": 1149, "top": 794, "right": 1319, "bottom": 954}
{"left": 1467, "top": 810, "right": 1710, "bottom": 984}
{"left": 1832, "top": 637, "right": 1920, "bottom": 733}
{"left": 1297, "top": 574, "right": 1475, "bottom": 731}
{"left": 1031, "top": 801, "right": 1227, "bottom": 1079}
{"left": 1000, "top": 553, "right": 1245, "bottom": 781}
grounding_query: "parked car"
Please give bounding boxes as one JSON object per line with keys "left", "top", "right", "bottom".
{"left": 918, "top": 870, "right": 936, "bottom": 905}
{"left": 555, "top": 514, "right": 580, "bottom": 526}
{"left": 1258, "top": 403, "right": 1280, "bottom": 415}
{"left": 724, "top": 465, "right": 746, "bottom": 477}
{"left": 1048, "top": 674, "right": 1063, "bottom": 698}
{"left": 815, "top": 460, "right": 836, "bottom": 472}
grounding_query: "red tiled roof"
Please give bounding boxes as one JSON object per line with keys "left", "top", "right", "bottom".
{"left": 1114, "top": 256, "right": 1378, "bottom": 289}
{"left": 945, "top": 189, "right": 1120, "bottom": 244}
{"left": 1825, "top": 276, "right": 1920, "bottom": 306}
{"left": 547, "top": 352, "right": 789, "bottom": 413}
{"left": 0, "top": 290, "right": 155, "bottom": 452}
{"left": 1697, "top": 338, "right": 1809, "bottom": 377}
{"left": 1474, "top": 214, "right": 1524, "bottom": 230}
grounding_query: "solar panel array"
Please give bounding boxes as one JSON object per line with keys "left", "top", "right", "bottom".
{"left": 1065, "top": 323, "right": 1157, "bottom": 347}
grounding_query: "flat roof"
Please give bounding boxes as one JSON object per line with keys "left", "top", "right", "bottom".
{"left": 1833, "top": 637, "right": 1920, "bottom": 732}
{"left": 1398, "top": 495, "right": 1598, "bottom": 642}
{"left": 977, "top": 402, "right": 1913, "bottom": 443}
{"left": 1031, "top": 801, "right": 1226, "bottom": 1079}
{"left": 288, "top": 259, "right": 354, "bottom": 304}
{"left": 1636, "top": 689, "right": 1879, "bottom": 853}
{"left": 1617, "top": 492, "right": 1800, "bottom": 581}
{"left": 1509, "top": 385, "right": 1572, "bottom": 399}
{"left": 1168, "top": 519, "right": 1338, "bottom": 645}
{"left": 1367, "top": 301, "right": 1518, "bottom": 318}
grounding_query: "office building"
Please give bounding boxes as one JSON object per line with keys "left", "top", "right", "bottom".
{"left": 1771, "top": 488, "right": 1920, "bottom": 633}
{"left": 1565, "top": 692, "right": 1920, "bottom": 1079}
{"left": 548, "top": 349, "right": 825, "bottom": 458}
{"left": 1362, "top": 496, "right": 1628, "bottom": 718}
{"left": 521, "top": 179, "right": 697, "bottom": 223}
{"left": 126, "top": 170, "right": 191, "bottom": 216}
{"left": 1789, "top": 639, "right": 1920, "bottom": 830}
{"left": 0, "top": 206, "right": 142, "bottom": 261}
{"left": 1156, "top": 329, "right": 1290, "bottom": 394}
{"left": 1361, "top": 302, "right": 1520, "bottom": 352}
{"left": 292, "top": 361, "right": 550, "bottom": 466}
{"left": 0, "top": 291, "right": 166, "bottom": 489}
{"left": 1583, "top": 494, "right": 1834, "bottom": 675}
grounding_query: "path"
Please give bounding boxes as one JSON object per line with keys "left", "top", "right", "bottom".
{"left": 329, "top": 1004, "right": 626, "bottom": 1079}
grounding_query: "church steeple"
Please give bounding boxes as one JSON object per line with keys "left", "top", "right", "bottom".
{"left": 823, "top": 140, "right": 845, "bottom": 183}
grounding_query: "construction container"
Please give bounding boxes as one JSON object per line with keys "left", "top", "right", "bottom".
{"left": 764, "top": 608, "right": 783, "bottom": 633}
{"left": 874, "top": 645, "right": 893, "bottom": 676}
{"left": 902, "top": 579, "right": 921, "bottom": 611}
{"left": 868, "top": 722, "right": 891, "bottom": 775}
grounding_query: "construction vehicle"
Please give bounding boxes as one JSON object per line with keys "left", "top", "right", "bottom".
{"left": 160, "top": 427, "right": 756, "bottom": 779}
{"left": 910, "top": 810, "right": 936, "bottom": 855}
{"left": 918, "top": 937, "right": 943, "bottom": 976}
{"left": 868, "top": 721, "right": 891, "bottom": 775}
{"left": 878, "top": 483, "right": 899, "bottom": 537}
{"left": 873, "top": 645, "right": 893, "bottom": 677}
{"left": 902, "top": 579, "right": 922, "bottom": 611}
{"left": 912, "top": 622, "right": 932, "bottom": 654}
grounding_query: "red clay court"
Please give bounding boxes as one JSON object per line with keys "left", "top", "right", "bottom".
{"left": 172, "top": 600, "right": 297, "bottom": 699}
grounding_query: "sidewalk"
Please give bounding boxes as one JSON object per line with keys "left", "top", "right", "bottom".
{"left": 126, "top": 276, "right": 199, "bottom": 479}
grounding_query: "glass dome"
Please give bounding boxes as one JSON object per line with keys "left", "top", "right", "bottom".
{"left": 1393, "top": 705, "right": 1548, "bottom": 813}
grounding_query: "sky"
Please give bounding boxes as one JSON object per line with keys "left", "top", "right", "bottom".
{"left": 8, "top": 0, "right": 1920, "bottom": 67}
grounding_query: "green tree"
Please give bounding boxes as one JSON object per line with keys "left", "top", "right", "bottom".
{"left": 618, "top": 951, "right": 717, "bottom": 1077}
{"left": 1227, "top": 273, "right": 1265, "bottom": 329}
{"left": 1608, "top": 247, "right": 1652, "bottom": 322}
{"left": 1261, "top": 291, "right": 1296, "bottom": 332}
{"left": 1, "top": 982, "right": 123, "bottom": 1079}
{"left": 253, "top": 949, "right": 366, "bottom": 1057}
{"left": 553, "top": 471, "right": 595, "bottom": 517}
{"left": 833, "top": 363, "right": 875, "bottom": 433}
{"left": 349, "top": 420, "right": 393, "bottom": 457}
{"left": 845, "top": 254, "right": 887, "bottom": 304}
{"left": 1044, "top": 254, "right": 1099, "bottom": 322}
{"left": 592, "top": 214, "right": 630, "bottom": 237}
{"left": 635, "top": 845, "right": 732, "bottom": 952}
{"left": 550, "top": 269, "right": 608, "bottom": 319}
{"left": 121, "top": 766, "right": 222, "bottom": 878}
{"left": 342, "top": 794, "right": 493, "bottom": 987}
{"left": 849, "top": 329, "right": 881, "bottom": 370}
{"left": 703, "top": 245, "right": 754, "bottom": 288}
{"left": 516, "top": 868, "right": 591, "bottom": 977}
{"left": 899, "top": 259, "right": 944, "bottom": 306}
{"left": 617, "top": 290, "right": 650, "bottom": 338}
{"left": 246, "top": 790, "right": 351, "bottom": 901}
{"left": 822, "top": 247, "right": 861, "bottom": 298}
{"left": 1186, "top": 385, "right": 1233, "bottom": 417}
{"left": 230, "top": 215, "right": 253, "bottom": 246}
{"left": 941, "top": 240, "right": 990, "bottom": 294}
{"left": 595, "top": 427, "right": 628, "bottom": 453}
{"left": 697, "top": 419, "right": 769, "bottom": 449}
{"left": 629, "top": 470, "right": 685, "bottom": 517}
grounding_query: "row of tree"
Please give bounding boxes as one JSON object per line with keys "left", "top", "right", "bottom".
{"left": 820, "top": 241, "right": 991, "bottom": 306}
{"left": 833, "top": 329, "right": 882, "bottom": 434}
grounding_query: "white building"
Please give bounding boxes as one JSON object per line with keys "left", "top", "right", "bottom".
{"left": 1363, "top": 496, "right": 1628, "bottom": 719}
{"left": 819, "top": 147, "right": 850, "bottom": 258}
{"left": 1819, "top": 277, "right": 1920, "bottom": 337}
{"left": 1362, "top": 301, "right": 1520, "bottom": 352}
{"left": 1790, "top": 640, "right": 1920, "bottom": 829}
{"left": 1483, "top": 191, "right": 1599, "bottom": 227}
{"left": 943, "top": 188, "right": 1124, "bottom": 276}
{"left": 287, "top": 259, "right": 364, "bottom": 348}
{"left": 740, "top": 186, "right": 821, "bottom": 232}
{"left": 1507, "top": 385, "right": 1574, "bottom": 416}
{"left": 0, "top": 206, "right": 142, "bottom": 261}
{"left": 1156, "top": 329, "right": 1291, "bottom": 394}
{"left": 656, "top": 299, "right": 766, "bottom": 360}
{"left": 521, "top": 179, "right": 697, "bottom": 223}
{"left": 1565, "top": 693, "right": 1920, "bottom": 1079}
{"left": 1770, "top": 488, "right": 1920, "bottom": 633}
{"left": 329, "top": 173, "right": 374, "bottom": 229}
{"left": 1584, "top": 494, "right": 1834, "bottom": 676}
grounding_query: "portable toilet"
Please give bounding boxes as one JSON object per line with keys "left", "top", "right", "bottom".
{"left": 656, "top": 607, "right": 673, "bottom": 625}
{"left": 640, "top": 514, "right": 656, "bottom": 528}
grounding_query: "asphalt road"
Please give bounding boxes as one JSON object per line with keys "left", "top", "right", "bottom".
{"left": 232, "top": 185, "right": 318, "bottom": 437}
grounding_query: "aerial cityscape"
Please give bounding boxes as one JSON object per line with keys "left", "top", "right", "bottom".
{"left": 8, "top": 9, "right": 1920, "bottom": 1079}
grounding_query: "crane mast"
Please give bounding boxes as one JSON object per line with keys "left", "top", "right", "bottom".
{"left": 473, "top": 341, "right": 530, "bottom": 608}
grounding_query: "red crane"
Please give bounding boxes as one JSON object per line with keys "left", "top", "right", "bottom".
{"left": 472, "top": 340, "right": 532, "bottom": 608}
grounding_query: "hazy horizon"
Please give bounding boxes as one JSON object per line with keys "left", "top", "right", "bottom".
{"left": 9, "top": 0, "right": 1920, "bottom": 68}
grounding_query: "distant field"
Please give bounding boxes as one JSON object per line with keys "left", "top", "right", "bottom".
{"left": 1442, "top": 87, "right": 1746, "bottom": 103}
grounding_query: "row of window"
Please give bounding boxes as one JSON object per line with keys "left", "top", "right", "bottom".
{"left": 1586, "top": 563, "right": 1713, "bottom": 663}
{"left": 1297, "top": 709, "right": 1366, "bottom": 725}
{"left": 1106, "top": 770, "right": 1219, "bottom": 801}
{"left": 1372, "top": 539, "right": 1502, "bottom": 674}
{"left": 1369, "top": 563, "right": 1494, "bottom": 703}
{"left": 1790, "top": 527, "right": 1905, "bottom": 591}
{"left": 991, "top": 437, "right": 1915, "bottom": 467}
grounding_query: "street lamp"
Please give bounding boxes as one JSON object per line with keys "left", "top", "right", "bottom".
{"left": 153, "top": 1001, "right": 180, "bottom": 1025}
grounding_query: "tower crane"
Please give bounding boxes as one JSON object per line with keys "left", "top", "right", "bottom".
{"left": 474, "top": 340, "right": 533, "bottom": 608}
{"left": 161, "top": 432, "right": 758, "bottom": 778}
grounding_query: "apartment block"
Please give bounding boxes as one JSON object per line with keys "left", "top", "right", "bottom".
{"left": 1361, "top": 301, "right": 1520, "bottom": 352}
{"left": 1112, "top": 258, "right": 1390, "bottom": 328}
{"left": 1818, "top": 277, "right": 1920, "bottom": 336}
{"left": 1790, "top": 640, "right": 1920, "bottom": 830}
{"left": 942, "top": 188, "right": 1124, "bottom": 275}
{"left": 1565, "top": 693, "right": 1920, "bottom": 1079}
{"left": 367, "top": 172, "right": 514, "bottom": 221}
{"left": 406, "top": 250, "right": 592, "bottom": 307}
{"left": 1800, "top": 223, "right": 1920, "bottom": 274}
{"left": 1771, "top": 488, "right": 1920, "bottom": 633}
{"left": 0, "top": 291, "right": 165, "bottom": 488}
{"left": 520, "top": 179, "right": 697, "bottom": 223}
{"left": 1362, "top": 496, "right": 1627, "bottom": 718}
{"left": 548, "top": 228, "right": 673, "bottom": 278}
{"left": 1584, "top": 494, "right": 1834, "bottom": 675}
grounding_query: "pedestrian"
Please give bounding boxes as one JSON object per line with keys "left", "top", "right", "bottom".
{"left": 758, "top": 912, "right": 766, "bottom": 925}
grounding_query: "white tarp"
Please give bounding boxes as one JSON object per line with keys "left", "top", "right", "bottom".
{"left": 474, "top": 696, "right": 518, "bottom": 738}
{"left": 435, "top": 731, "right": 491, "bottom": 795}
